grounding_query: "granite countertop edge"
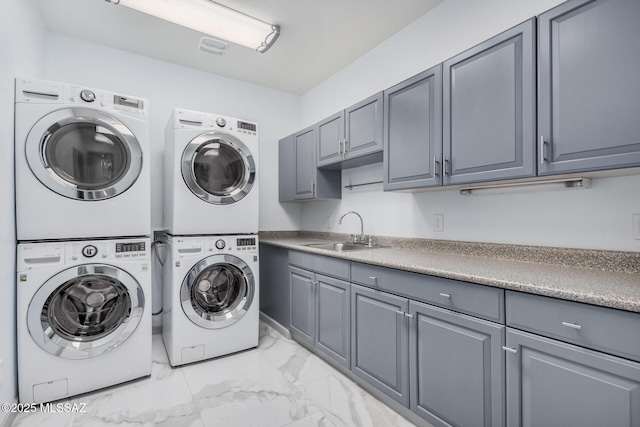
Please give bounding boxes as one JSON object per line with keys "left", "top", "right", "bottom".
{"left": 259, "top": 237, "right": 640, "bottom": 314}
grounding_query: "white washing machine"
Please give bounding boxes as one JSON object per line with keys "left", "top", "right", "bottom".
{"left": 164, "top": 108, "right": 259, "bottom": 235}
{"left": 162, "top": 233, "right": 259, "bottom": 367}
{"left": 15, "top": 77, "right": 151, "bottom": 241}
{"left": 17, "top": 238, "right": 152, "bottom": 404}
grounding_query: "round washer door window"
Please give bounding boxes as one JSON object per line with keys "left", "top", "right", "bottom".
{"left": 181, "top": 254, "right": 255, "bottom": 329}
{"left": 27, "top": 264, "right": 145, "bottom": 359}
{"left": 25, "top": 108, "right": 143, "bottom": 201}
{"left": 181, "top": 132, "right": 255, "bottom": 205}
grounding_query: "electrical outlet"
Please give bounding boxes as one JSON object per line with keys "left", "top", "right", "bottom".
{"left": 326, "top": 216, "right": 333, "bottom": 230}
{"left": 433, "top": 214, "right": 444, "bottom": 232}
{"left": 633, "top": 214, "right": 640, "bottom": 240}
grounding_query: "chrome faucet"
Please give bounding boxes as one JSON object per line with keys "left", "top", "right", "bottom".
{"left": 339, "top": 211, "right": 374, "bottom": 246}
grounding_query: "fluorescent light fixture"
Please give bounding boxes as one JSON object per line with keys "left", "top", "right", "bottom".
{"left": 107, "top": 0, "right": 280, "bottom": 53}
{"left": 459, "top": 177, "right": 592, "bottom": 196}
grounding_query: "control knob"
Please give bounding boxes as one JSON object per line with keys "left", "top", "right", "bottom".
{"left": 215, "top": 239, "right": 226, "bottom": 250}
{"left": 80, "top": 90, "right": 96, "bottom": 102}
{"left": 215, "top": 117, "right": 226, "bottom": 127}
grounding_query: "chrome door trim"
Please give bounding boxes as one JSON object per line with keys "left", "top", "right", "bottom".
{"left": 180, "top": 254, "right": 255, "bottom": 329}
{"left": 25, "top": 107, "right": 143, "bottom": 201}
{"left": 181, "top": 132, "right": 255, "bottom": 205}
{"left": 27, "top": 264, "right": 145, "bottom": 359}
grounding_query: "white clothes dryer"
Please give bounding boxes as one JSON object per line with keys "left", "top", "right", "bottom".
{"left": 164, "top": 108, "right": 259, "bottom": 235}
{"left": 15, "top": 77, "right": 151, "bottom": 241}
{"left": 162, "top": 233, "right": 259, "bottom": 367}
{"left": 17, "top": 238, "right": 151, "bottom": 404}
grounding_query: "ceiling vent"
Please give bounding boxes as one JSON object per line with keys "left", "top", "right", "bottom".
{"left": 198, "top": 36, "right": 228, "bottom": 55}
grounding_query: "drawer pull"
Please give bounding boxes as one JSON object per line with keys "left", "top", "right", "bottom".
{"left": 502, "top": 346, "right": 518, "bottom": 354}
{"left": 405, "top": 313, "right": 414, "bottom": 319}
{"left": 562, "top": 322, "right": 582, "bottom": 330}
{"left": 369, "top": 276, "right": 377, "bottom": 281}
{"left": 395, "top": 310, "right": 405, "bottom": 316}
{"left": 439, "top": 293, "right": 451, "bottom": 299}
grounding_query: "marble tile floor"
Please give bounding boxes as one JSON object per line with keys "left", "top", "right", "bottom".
{"left": 12, "top": 322, "right": 416, "bottom": 427}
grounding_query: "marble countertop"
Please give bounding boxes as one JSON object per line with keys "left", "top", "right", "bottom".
{"left": 260, "top": 236, "right": 640, "bottom": 313}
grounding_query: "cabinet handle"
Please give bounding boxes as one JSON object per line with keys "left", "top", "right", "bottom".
{"left": 311, "top": 181, "right": 315, "bottom": 195}
{"left": 395, "top": 310, "right": 405, "bottom": 315}
{"left": 368, "top": 276, "right": 377, "bottom": 281}
{"left": 562, "top": 321, "right": 582, "bottom": 330}
{"left": 404, "top": 313, "right": 414, "bottom": 319}
{"left": 344, "top": 139, "right": 349, "bottom": 155}
{"left": 433, "top": 157, "right": 440, "bottom": 177}
{"left": 444, "top": 157, "right": 450, "bottom": 176}
{"left": 439, "top": 293, "right": 451, "bottom": 299}
{"left": 502, "top": 346, "right": 518, "bottom": 354}
{"left": 540, "top": 136, "right": 546, "bottom": 165}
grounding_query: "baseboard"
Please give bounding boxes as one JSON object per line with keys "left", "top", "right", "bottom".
{"left": 0, "top": 399, "right": 18, "bottom": 427}
{"left": 259, "top": 312, "right": 291, "bottom": 340}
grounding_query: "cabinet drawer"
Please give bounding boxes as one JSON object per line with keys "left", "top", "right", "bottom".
{"left": 506, "top": 291, "right": 640, "bottom": 363}
{"left": 289, "top": 250, "right": 350, "bottom": 281}
{"left": 352, "top": 263, "right": 504, "bottom": 323}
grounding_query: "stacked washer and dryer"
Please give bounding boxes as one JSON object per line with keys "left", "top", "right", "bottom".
{"left": 162, "top": 108, "right": 260, "bottom": 367}
{"left": 14, "top": 78, "right": 152, "bottom": 404}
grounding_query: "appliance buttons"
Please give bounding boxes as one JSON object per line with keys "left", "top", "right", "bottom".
{"left": 216, "top": 117, "right": 226, "bottom": 127}
{"left": 215, "top": 239, "right": 226, "bottom": 250}
{"left": 82, "top": 245, "right": 98, "bottom": 258}
{"left": 80, "top": 90, "right": 96, "bottom": 102}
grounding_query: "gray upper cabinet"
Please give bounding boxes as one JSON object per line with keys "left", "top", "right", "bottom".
{"left": 344, "top": 92, "right": 384, "bottom": 166}
{"left": 410, "top": 301, "right": 505, "bottom": 427}
{"left": 317, "top": 111, "right": 345, "bottom": 167}
{"left": 294, "top": 126, "right": 317, "bottom": 200}
{"left": 351, "top": 284, "right": 410, "bottom": 407}
{"left": 506, "top": 328, "right": 640, "bottom": 427}
{"left": 443, "top": 19, "right": 536, "bottom": 185}
{"left": 278, "top": 125, "right": 340, "bottom": 202}
{"left": 317, "top": 92, "right": 384, "bottom": 169}
{"left": 538, "top": 0, "right": 640, "bottom": 175}
{"left": 278, "top": 135, "right": 295, "bottom": 202}
{"left": 384, "top": 65, "right": 443, "bottom": 191}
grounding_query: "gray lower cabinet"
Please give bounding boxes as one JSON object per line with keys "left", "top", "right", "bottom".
{"left": 506, "top": 328, "right": 640, "bottom": 427}
{"left": 383, "top": 65, "right": 443, "bottom": 191}
{"left": 259, "top": 244, "right": 290, "bottom": 327}
{"left": 289, "top": 265, "right": 350, "bottom": 368}
{"left": 538, "top": 0, "right": 640, "bottom": 175}
{"left": 443, "top": 19, "right": 536, "bottom": 185}
{"left": 409, "top": 301, "right": 505, "bottom": 427}
{"left": 351, "top": 284, "right": 410, "bottom": 407}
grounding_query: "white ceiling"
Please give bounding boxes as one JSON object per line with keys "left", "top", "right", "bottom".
{"left": 34, "top": 0, "right": 443, "bottom": 95}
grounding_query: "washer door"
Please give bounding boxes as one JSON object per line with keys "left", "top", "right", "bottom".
{"left": 27, "top": 264, "right": 145, "bottom": 359}
{"left": 181, "top": 254, "right": 255, "bottom": 329}
{"left": 25, "top": 107, "right": 143, "bottom": 201}
{"left": 181, "top": 132, "right": 255, "bottom": 205}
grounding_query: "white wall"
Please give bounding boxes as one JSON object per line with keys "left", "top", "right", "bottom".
{"left": 299, "top": 0, "right": 640, "bottom": 252}
{"left": 44, "top": 33, "right": 302, "bottom": 233}
{"left": 0, "top": 1, "right": 46, "bottom": 419}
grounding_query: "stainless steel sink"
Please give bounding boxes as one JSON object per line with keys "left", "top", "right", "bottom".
{"left": 302, "top": 242, "right": 378, "bottom": 252}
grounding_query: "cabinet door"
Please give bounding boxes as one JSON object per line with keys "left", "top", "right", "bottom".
{"left": 317, "top": 111, "right": 345, "bottom": 167}
{"left": 538, "top": 0, "right": 640, "bottom": 175}
{"left": 294, "top": 126, "right": 316, "bottom": 200}
{"left": 409, "top": 301, "right": 505, "bottom": 427}
{"left": 345, "top": 92, "right": 383, "bottom": 160}
{"left": 259, "top": 244, "right": 290, "bottom": 327}
{"left": 443, "top": 19, "right": 536, "bottom": 185}
{"left": 506, "top": 329, "right": 640, "bottom": 427}
{"left": 315, "top": 274, "right": 350, "bottom": 369}
{"left": 384, "top": 65, "right": 443, "bottom": 191}
{"left": 351, "top": 284, "right": 409, "bottom": 406}
{"left": 289, "top": 266, "right": 316, "bottom": 347}
{"left": 278, "top": 135, "right": 295, "bottom": 202}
